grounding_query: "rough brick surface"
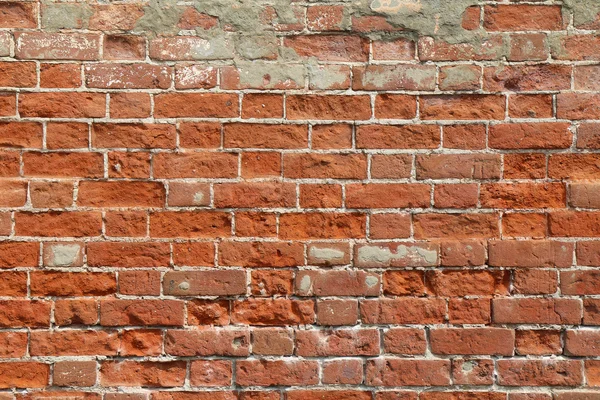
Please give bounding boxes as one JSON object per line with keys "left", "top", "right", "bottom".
{"left": 0, "top": 0, "right": 598, "bottom": 398}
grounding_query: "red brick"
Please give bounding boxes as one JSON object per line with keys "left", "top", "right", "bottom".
{"left": 119, "top": 271, "right": 161, "bottom": 296}
{"left": 232, "top": 299, "right": 315, "bottom": 326}
{"left": 418, "top": 35, "right": 506, "bottom": 61}
{"left": 88, "top": 4, "right": 144, "bottom": 30}
{"left": 357, "top": 125, "right": 439, "bottom": 149}
{"left": 163, "top": 270, "right": 246, "bottom": 296}
{"left": 103, "top": 35, "right": 146, "bottom": 60}
{"left": 175, "top": 64, "right": 217, "bottom": 89}
{"left": 295, "top": 270, "right": 380, "bottom": 297}
{"left": 452, "top": 360, "right": 494, "bottom": 386}
{"left": 150, "top": 211, "right": 231, "bottom": 238}
{"left": 121, "top": 329, "right": 164, "bottom": 355}
{"left": 484, "top": 5, "right": 564, "bottom": 31}
{"left": 120, "top": 329, "right": 162, "bottom": 355}
{"left": 54, "top": 299, "right": 98, "bottom": 326}
{"left": 105, "top": 211, "right": 147, "bottom": 237}
{"left": 383, "top": 271, "right": 426, "bottom": 297}
{"left": 322, "top": 360, "right": 363, "bottom": 385}
{"left": 374, "top": 94, "right": 417, "bottom": 119}
{"left": 284, "top": 35, "right": 368, "bottom": 62}
{"left": 190, "top": 360, "right": 232, "bottom": 386}
{"left": 513, "top": 269, "right": 558, "bottom": 295}
{"left": 372, "top": 38, "right": 415, "bottom": 60}
{"left": 78, "top": 181, "right": 165, "bottom": 208}
{"left": 251, "top": 270, "right": 293, "bottom": 297}
{"left": 484, "top": 64, "right": 571, "bottom": 92}
{"left": 550, "top": 211, "right": 600, "bottom": 237}
{"left": 346, "top": 184, "right": 430, "bottom": 208}
{"left": 87, "top": 242, "right": 170, "bottom": 268}
{"left": 224, "top": 123, "right": 307, "bottom": 149}
{"left": 0, "top": 61, "right": 36, "bottom": 87}
{"left": 493, "top": 298, "right": 581, "bottom": 325}
{"left": 420, "top": 95, "right": 505, "bottom": 120}
{"left": 557, "top": 93, "right": 600, "bottom": 120}
{"left": 279, "top": 212, "right": 366, "bottom": 239}
{"left": 219, "top": 241, "right": 303, "bottom": 267}
{"left": 284, "top": 153, "right": 367, "bottom": 179}
{"left": 414, "top": 213, "right": 499, "bottom": 239}
{"left": 40, "top": 63, "right": 81, "bottom": 88}
{"left": 508, "top": 94, "right": 553, "bottom": 119}
{"left": 46, "top": 122, "right": 88, "bottom": 149}
{"left": 15, "top": 212, "right": 102, "bottom": 237}
{"left": 449, "top": 298, "right": 491, "bottom": 324}
{"left": 0, "top": 362, "right": 49, "bottom": 389}
{"left": 353, "top": 65, "right": 435, "bottom": 90}
{"left": 502, "top": 213, "right": 547, "bottom": 238}
{"left": 53, "top": 361, "right": 97, "bottom": 387}
{"left": 0, "top": 2, "right": 37, "bottom": 28}
{"left": 488, "top": 240, "right": 572, "bottom": 267}
{"left": 16, "top": 33, "right": 100, "bottom": 60}
{"left": 20, "top": 92, "right": 105, "bottom": 118}
{"left": 434, "top": 184, "right": 478, "bottom": 209}
{"left": 165, "top": 329, "right": 249, "bottom": 356}
{"left": 242, "top": 94, "right": 283, "bottom": 119}
{"left": 93, "top": 123, "right": 176, "bottom": 149}
{"left": 100, "top": 299, "right": 184, "bottom": 327}
{"left": 480, "top": 183, "right": 565, "bottom": 209}
{"left": 370, "top": 213, "right": 410, "bottom": 239}
{"left": 0, "top": 94, "right": 16, "bottom": 117}
{"left": 154, "top": 93, "right": 238, "bottom": 118}
{"left": 236, "top": 360, "right": 319, "bottom": 386}
{"left": 30, "top": 271, "right": 116, "bottom": 297}
{"left": 371, "top": 154, "right": 412, "bottom": 179}
{"left": 109, "top": 93, "right": 151, "bottom": 119}
{"left": 0, "top": 300, "right": 50, "bottom": 327}
{"left": 497, "top": 360, "right": 582, "bottom": 386}
{"left": 443, "top": 125, "right": 486, "bottom": 150}
{"left": 172, "top": 242, "right": 214, "bottom": 266}
{"left": 86, "top": 63, "right": 171, "bottom": 89}
{"left": 317, "top": 299, "right": 358, "bottom": 326}
{"left": 426, "top": 270, "right": 509, "bottom": 297}
{"left": 153, "top": 152, "right": 238, "bottom": 179}
{"left": 489, "top": 123, "right": 572, "bottom": 149}
{"left": 187, "top": 299, "right": 229, "bottom": 325}
{"left": 361, "top": 298, "right": 446, "bottom": 324}
{"left": 24, "top": 152, "right": 103, "bottom": 178}
{"left": 505, "top": 153, "right": 546, "bottom": 179}
{"left": 552, "top": 35, "right": 600, "bottom": 61}
{"left": 439, "top": 64, "right": 481, "bottom": 91}
{"left": 0, "top": 331, "right": 27, "bottom": 357}
{"left": 252, "top": 328, "right": 294, "bottom": 355}
{"left": 30, "top": 330, "right": 118, "bottom": 356}
{"left": 366, "top": 358, "right": 450, "bottom": 386}
{"left": 509, "top": 33, "right": 549, "bottom": 61}
{"left": 440, "top": 240, "right": 486, "bottom": 266}
{"left": 0, "top": 122, "right": 42, "bottom": 148}
{"left": 178, "top": 122, "right": 221, "bottom": 149}
{"left": 100, "top": 361, "right": 185, "bottom": 387}
{"left": 307, "top": 6, "right": 346, "bottom": 31}
{"left": 383, "top": 328, "right": 426, "bottom": 355}
{"left": 300, "top": 184, "right": 342, "bottom": 208}
{"left": 416, "top": 154, "right": 501, "bottom": 179}
{"left": 286, "top": 95, "right": 371, "bottom": 120}
{"left": 516, "top": 330, "right": 562, "bottom": 356}
{"left": 430, "top": 328, "right": 514, "bottom": 356}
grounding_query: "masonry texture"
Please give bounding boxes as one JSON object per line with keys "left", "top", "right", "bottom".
{"left": 2, "top": 0, "right": 600, "bottom": 398}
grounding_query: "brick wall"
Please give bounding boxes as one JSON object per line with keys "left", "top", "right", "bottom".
{"left": 0, "top": 0, "right": 599, "bottom": 399}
